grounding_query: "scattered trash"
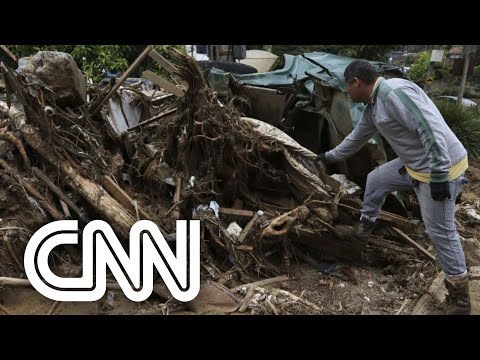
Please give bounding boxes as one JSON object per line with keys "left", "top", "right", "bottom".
{"left": 226, "top": 222, "right": 243, "bottom": 239}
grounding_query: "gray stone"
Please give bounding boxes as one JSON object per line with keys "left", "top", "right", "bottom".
{"left": 17, "top": 51, "right": 86, "bottom": 107}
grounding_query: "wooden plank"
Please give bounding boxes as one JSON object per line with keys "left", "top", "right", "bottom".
{"left": 219, "top": 207, "right": 255, "bottom": 218}
{"left": 0, "top": 45, "right": 18, "bottom": 62}
{"left": 391, "top": 227, "right": 436, "bottom": 262}
{"left": 91, "top": 45, "right": 154, "bottom": 115}
{"left": 127, "top": 107, "right": 177, "bottom": 132}
{"left": 378, "top": 210, "right": 412, "bottom": 226}
{"left": 148, "top": 49, "right": 178, "bottom": 76}
{"left": 142, "top": 70, "right": 185, "bottom": 97}
{"left": 148, "top": 50, "right": 189, "bottom": 89}
{"left": 237, "top": 211, "right": 262, "bottom": 243}
{"left": 102, "top": 175, "right": 152, "bottom": 221}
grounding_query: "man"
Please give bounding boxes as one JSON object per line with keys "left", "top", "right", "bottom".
{"left": 317, "top": 59, "right": 470, "bottom": 315}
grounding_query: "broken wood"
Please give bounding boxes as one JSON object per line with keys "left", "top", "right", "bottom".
{"left": 31, "top": 166, "right": 85, "bottom": 222}
{"left": 90, "top": 45, "right": 154, "bottom": 115}
{"left": 148, "top": 49, "right": 179, "bottom": 77}
{"left": 219, "top": 207, "right": 255, "bottom": 218}
{"left": 412, "top": 272, "right": 446, "bottom": 315}
{"left": 271, "top": 289, "right": 322, "bottom": 312}
{"left": 6, "top": 107, "right": 136, "bottom": 239}
{"left": 266, "top": 299, "right": 279, "bottom": 315}
{"left": 237, "top": 210, "right": 263, "bottom": 243}
{"left": 47, "top": 301, "right": 60, "bottom": 315}
{"left": 172, "top": 177, "right": 182, "bottom": 220}
{"left": 395, "top": 298, "right": 409, "bottom": 315}
{"left": 148, "top": 49, "right": 188, "bottom": 88}
{"left": 391, "top": 227, "right": 436, "bottom": 262}
{"left": 101, "top": 175, "right": 153, "bottom": 222}
{"left": 127, "top": 107, "right": 177, "bottom": 132}
{"left": 231, "top": 275, "right": 289, "bottom": 292}
{"left": 0, "top": 277, "right": 31, "bottom": 287}
{"left": 0, "top": 45, "right": 18, "bottom": 62}
{"left": 60, "top": 200, "right": 71, "bottom": 218}
{"left": 0, "top": 159, "right": 64, "bottom": 221}
{"left": 237, "top": 285, "right": 256, "bottom": 313}
{"left": 0, "top": 303, "right": 11, "bottom": 315}
{"left": 314, "top": 199, "right": 414, "bottom": 229}
{"left": 142, "top": 70, "right": 186, "bottom": 97}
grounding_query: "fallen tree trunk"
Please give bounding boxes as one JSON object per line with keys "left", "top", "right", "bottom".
{"left": 1, "top": 102, "right": 136, "bottom": 239}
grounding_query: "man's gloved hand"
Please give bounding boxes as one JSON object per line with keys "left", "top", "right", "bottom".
{"left": 430, "top": 181, "right": 451, "bottom": 201}
{"left": 315, "top": 153, "right": 327, "bottom": 162}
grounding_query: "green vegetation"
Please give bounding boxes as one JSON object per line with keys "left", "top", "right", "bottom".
{"left": 408, "top": 51, "right": 430, "bottom": 85}
{"left": 7, "top": 45, "right": 184, "bottom": 82}
{"left": 435, "top": 99, "right": 480, "bottom": 158}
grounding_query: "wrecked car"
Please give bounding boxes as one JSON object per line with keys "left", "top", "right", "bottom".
{"left": 206, "top": 52, "right": 408, "bottom": 185}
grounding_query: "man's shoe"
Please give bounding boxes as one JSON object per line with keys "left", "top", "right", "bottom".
{"left": 430, "top": 277, "right": 471, "bottom": 315}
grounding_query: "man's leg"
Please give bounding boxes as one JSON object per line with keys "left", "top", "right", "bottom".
{"left": 414, "top": 175, "right": 470, "bottom": 314}
{"left": 361, "top": 158, "right": 413, "bottom": 222}
{"left": 350, "top": 158, "right": 413, "bottom": 260}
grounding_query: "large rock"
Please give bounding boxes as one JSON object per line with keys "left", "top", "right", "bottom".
{"left": 17, "top": 51, "right": 87, "bottom": 107}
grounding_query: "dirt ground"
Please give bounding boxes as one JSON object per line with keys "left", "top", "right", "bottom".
{"left": 1, "top": 161, "right": 480, "bottom": 316}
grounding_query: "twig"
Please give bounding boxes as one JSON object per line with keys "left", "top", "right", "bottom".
{"left": 0, "top": 303, "right": 12, "bottom": 315}
{"left": 0, "top": 227, "right": 33, "bottom": 235}
{"left": 165, "top": 200, "right": 184, "bottom": 217}
{"left": 231, "top": 275, "right": 289, "bottom": 292}
{"left": 195, "top": 135, "right": 221, "bottom": 141}
{"left": 0, "top": 159, "right": 64, "bottom": 220}
{"left": 238, "top": 286, "right": 256, "bottom": 313}
{"left": 0, "top": 130, "right": 31, "bottom": 167}
{"left": 271, "top": 289, "right": 322, "bottom": 312}
{"left": 90, "top": 45, "right": 154, "bottom": 116}
{"left": 316, "top": 217, "right": 336, "bottom": 232}
{"left": 266, "top": 299, "right": 279, "bottom": 315}
{"left": 127, "top": 108, "right": 177, "bottom": 132}
{"left": 31, "top": 167, "right": 84, "bottom": 221}
{"left": 0, "top": 45, "right": 18, "bottom": 62}
{"left": 172, "top": 177, "right": 182, "bottom": 220}
{"left": 2, "top": 237, "right": 24, "bottom": 271}
{"left": 391, "top": 227, "right": 436, "bottom": 262}
{"left": 396, "top": 298, "right": 409, "bottom": 315}
{"left": 47, "top": 301, "right": 60, "bottom": 315}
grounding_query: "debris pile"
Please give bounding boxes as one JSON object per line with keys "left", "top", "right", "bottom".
{"left": 0, "top": 46, "right": 478, "bottom": 315}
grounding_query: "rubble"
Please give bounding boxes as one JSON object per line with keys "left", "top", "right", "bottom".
{"left": 0, "top": 46, "right": 479, "bottom": 315}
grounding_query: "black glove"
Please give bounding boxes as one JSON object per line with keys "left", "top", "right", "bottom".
{"left": 315, "top": 153, "right": 327, "bottom": 162}
{"left": 430, "top": 181, "right": 451, "bottom": 201}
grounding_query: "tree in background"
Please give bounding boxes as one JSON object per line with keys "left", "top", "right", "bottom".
{"left": 6, "top": 45, "right": 184, "bottom": 82}
{"left": 408, "top": 51, "right": 430, "bottom": 85}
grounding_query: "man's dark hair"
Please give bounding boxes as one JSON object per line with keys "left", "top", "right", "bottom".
{"left": 344, "top": 59, "right": 379, "bottom": 85}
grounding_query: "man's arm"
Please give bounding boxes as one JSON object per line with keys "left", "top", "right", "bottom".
{"left": 387, "top": 87, "right": 451, "bottom": 183}
{"left": 324, "top": 110, "right": 377, "bottom": 163}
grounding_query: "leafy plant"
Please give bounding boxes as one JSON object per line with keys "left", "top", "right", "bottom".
{"left": 435, "top": 99, "right": 480, "bottom": 157}
{"left": 408, "top": 51, "right": 430, "bottom": 85}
